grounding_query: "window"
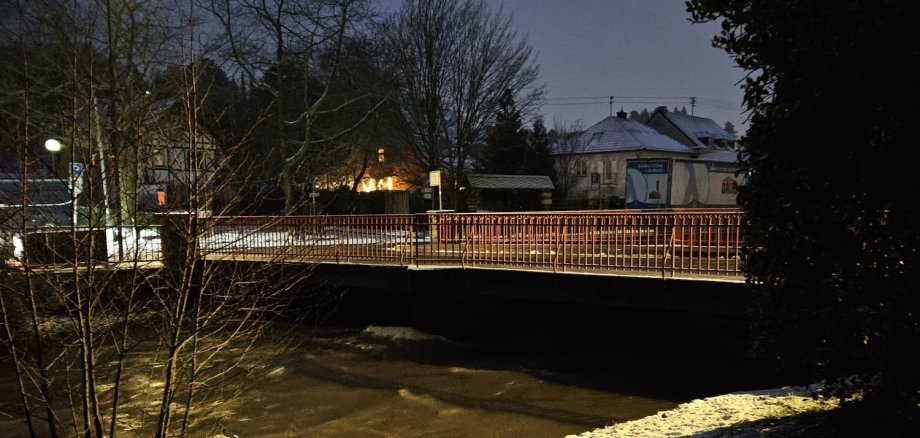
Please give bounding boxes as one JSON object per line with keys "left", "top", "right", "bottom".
{"left": 572, "top": 160, "right": 588, "bottom": 176}
{"left": 589, "top": 132, "right": 604, "bottom": 144}
{"left": 721, "top": 176, "right": 738, "bottom": 194}
{"left": 603, "top": 160, "right": 613, "bottom": 182}
{"left": 377, "top": 148, "right": 385, "bottom": 162}
{"left": 149, "top": 146, "right": 167, "bottom": 168}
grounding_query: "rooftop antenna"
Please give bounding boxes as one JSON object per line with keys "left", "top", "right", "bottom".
{"left": 609, "top": 96, "right": 614, "bottom": 116}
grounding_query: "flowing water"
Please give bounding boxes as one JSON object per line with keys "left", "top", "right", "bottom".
{"left": 1, "top": 294, "right": 777, "bottom": 437}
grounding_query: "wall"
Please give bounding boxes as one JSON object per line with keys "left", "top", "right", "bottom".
{"left": 555, "top": 150, "right": 690, "bottom": 208}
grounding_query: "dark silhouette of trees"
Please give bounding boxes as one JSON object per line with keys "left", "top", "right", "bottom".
{"left": 478, "top": 90, "right": 555, "bottom": 182}
{"left": 527, "top": 117, "right": 556, "bottom": 182}
{"left": 629, "top": 108, "right": 652, "bottom": 123}
{"left": 212, "top": 0, "right": 381, "bottom": 213}
{"left": 689, "top": 0, "right": 920, "bottom": 433}
{"left": 479, "top": 89, "right": 528, "bottom": 174}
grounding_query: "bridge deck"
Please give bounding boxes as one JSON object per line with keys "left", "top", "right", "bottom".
{"left": 6, "top": 209, "right": 745, "bottom": 282}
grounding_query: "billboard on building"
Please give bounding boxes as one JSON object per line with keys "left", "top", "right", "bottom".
{"left": 625, "top": 159, "right": 670, "bottom": 209}
{"left": 625, "top": 158, "right": 743, "bottom": 209}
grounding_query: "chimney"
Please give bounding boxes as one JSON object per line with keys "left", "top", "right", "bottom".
{"left": 616, "top": 107, "right": 628, "bottom": 119}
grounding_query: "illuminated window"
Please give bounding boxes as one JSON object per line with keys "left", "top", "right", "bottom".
{"left": 378, "top": 148, "right": 385, "bottom": 162}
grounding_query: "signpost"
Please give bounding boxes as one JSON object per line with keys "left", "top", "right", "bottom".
{"left": 309, "top": 191, "right": 319, "bottom": 215}
{"left": 429, "top": 170, "right": 442, "bottom": 210}
{"left": 70, "top": 162, "right": 84, "bottom": 226}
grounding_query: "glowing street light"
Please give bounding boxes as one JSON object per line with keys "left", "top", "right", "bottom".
{"left": 44, "top": 138, "right": 62, "bottom": 152}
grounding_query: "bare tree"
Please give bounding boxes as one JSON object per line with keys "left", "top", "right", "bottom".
{"left": 549, "top": 120, "right": 586, "bottom": 201}
{"left": 208, "top": 0, "right": 386, "bottom": 213}
{"left": 381, "top": 0, "right": 542, "bottom": 207}
{"left": 1, "top": 1, "right": 324, "bottom": 437}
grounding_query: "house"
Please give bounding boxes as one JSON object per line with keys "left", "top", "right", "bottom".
{"left": 552, "top": 110, "right": 695, "bottom": 209}
{"left": 138, "top": 101, "right": 219, "bottom": 211}
{"left": 464, "top": 174, "right": 555, "bottom": 211}
{"left": 646, "top": 106, "right": 737, "bottom": 154}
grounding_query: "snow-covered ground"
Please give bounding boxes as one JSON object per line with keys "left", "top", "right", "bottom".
{"left": 7, "top": 225, "right": 426, "bottom": 262}
{"left": 10, "top": 226, "right": 162, "bottom": 261}
{"left": 199, "top": 227, "right": 426, "bottom": 251}
{"left": 567, "top": 385, "right": 839, "bottom": 438}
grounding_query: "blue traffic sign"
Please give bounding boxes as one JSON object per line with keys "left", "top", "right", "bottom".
{"left": 72, "top": 163, "right": 84, "bottom": 177}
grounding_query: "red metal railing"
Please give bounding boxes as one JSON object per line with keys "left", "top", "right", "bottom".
{"left": 203, "top": 209, "right": 743, "bottom": 280}
{"left": 5, "top": 210, "right": 742, "bottom": 279}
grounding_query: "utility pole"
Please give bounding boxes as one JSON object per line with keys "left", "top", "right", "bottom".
{"left": 691, "top": 96, "right": 696, "bottom": 116}
{"left": 608, "top": 96, "right": 614, "bottom": 116}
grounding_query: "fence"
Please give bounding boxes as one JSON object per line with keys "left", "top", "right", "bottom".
{"left": 4, "top": 210, "right": 743, "bottom": 279}
{"left": 205, "top": 209, "right": 743, "bottom": 279}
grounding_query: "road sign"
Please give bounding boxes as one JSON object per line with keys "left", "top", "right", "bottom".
{"left": 308, "top": 192, "right": 320, "bottom": 198}
{"left": 429, "top": 170, "right": 441, "bottom": 187}
{"left": 72, "top": 162, "right": 84, "bottom": 178}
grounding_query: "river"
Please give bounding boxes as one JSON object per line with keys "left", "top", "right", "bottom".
{"left": 1, "top": 293, "right": 776, "bottom": 437}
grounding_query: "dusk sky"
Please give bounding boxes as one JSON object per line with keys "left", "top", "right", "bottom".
{"left": 494, "top": 0, "right": 746, "bottom": 132}
{"left": 381, "top": 0, "right": 748, "bottom": 134}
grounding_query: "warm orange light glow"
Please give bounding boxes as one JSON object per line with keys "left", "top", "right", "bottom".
{"left": 358, "top": 176, "right": 403, "bottom": 192}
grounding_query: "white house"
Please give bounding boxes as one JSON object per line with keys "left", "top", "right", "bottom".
{"left": 646, "top": 106, "right": 738, "bottom": 155}
{"left": 552, "top": 110, "right": 696, "bottom": 208}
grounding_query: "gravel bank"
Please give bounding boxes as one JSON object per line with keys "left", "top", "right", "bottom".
{"left": 567, "top": 385, "right": 839, "bottom": 438}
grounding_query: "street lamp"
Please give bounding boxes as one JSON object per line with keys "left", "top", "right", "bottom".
{"left": 44, "top": 138, "right": 83, "bottom": 226}
{"left": 44, "top": 138, "right": 62, "bottom": 152}
{"left": 45, "top": 138, "right": 62, "bottom": 174}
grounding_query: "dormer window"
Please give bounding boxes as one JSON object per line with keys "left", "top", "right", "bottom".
{"left": 589, "top": 132, "right": 604, "bottom": 144}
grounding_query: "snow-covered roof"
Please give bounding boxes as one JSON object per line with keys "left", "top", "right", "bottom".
{"left": 696, "top": 150, "right": 739, "bottom": 163}
{"left": 466, "top": 174, "right": 555, "bottom": 190}
{"left": 654, "top": 110, "right": 737, "bottom": 149}
{"left": 552, "top": 116, "right": 694, "bottom": 155}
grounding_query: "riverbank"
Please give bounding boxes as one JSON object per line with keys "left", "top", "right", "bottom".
{"left": 567, "top": 385, "right": 840, "bottom": 438}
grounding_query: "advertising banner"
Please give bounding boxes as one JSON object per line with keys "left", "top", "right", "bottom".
{"left": 625, "top": 159, "right": 670, "bottom": 209}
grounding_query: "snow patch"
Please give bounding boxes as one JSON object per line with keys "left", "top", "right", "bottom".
{"left": 567, "top": 385, "right": 839, "bottom": 438}
{"left": 361, "top": 326, "right": 447, "bottom": 342}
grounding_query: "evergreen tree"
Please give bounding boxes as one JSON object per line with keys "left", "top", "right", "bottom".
{"left": 723, "top": 121, "right": 737, "bottom": 136}
{"left": 690, "top": 0, "right": 920, "bottom": 431}
{"left": 480, "top": 89, "right": 528, "bottom": 174}
{"left": 638, "top": 108, "right": 651, "bottom": 122}
{"left": 628, "top": 110, "right": 641, "bottom": 121}
{"left": 527, "top": 118, "right": 556, "bottom": 181}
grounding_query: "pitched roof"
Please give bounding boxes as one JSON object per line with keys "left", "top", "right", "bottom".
{"left": 697, "top": 150, "right": 739, "bottom": 163}
{"left": 552, "top": 116, "right": 694, "bottom": 155}
{"left": 652, "top": 109, "right": 737, "bottom": 148}
{"left": 1, "top": 178, "right": 71, "bottom": 206}
{"left": 466, "top": 174, "right": 555, "bottom": 190}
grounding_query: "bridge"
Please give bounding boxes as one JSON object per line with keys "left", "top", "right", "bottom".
{"left": 197, "top": 209, "right": 743, "bottom": 280}
{"left": 6, "top": 209, "right": 749, "bottom": 318}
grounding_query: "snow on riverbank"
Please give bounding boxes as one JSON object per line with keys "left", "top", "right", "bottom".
{"left": 568, "top": 385, "right": 839, "bottom": 438}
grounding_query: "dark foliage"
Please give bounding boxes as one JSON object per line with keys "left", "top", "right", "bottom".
{"left": 527, "top": 118, "right": 556, "bottom": 183}
{"left": 479, "top": 89, "right": 528, "bottom": 174}
{"left": 687, "top": 0, "right": 920, "bottom": 431}
{"left": 479, "top": 90, "right": 555, "bottom": 180}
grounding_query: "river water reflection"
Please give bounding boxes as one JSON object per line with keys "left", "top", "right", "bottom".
{"left": 1, "top": 304, "right": 774, "bottom": 437}
{"left": 216, "top": 323, "right": 766, "bottom": 438}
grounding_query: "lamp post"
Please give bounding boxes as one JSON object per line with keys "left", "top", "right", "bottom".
{"left": 44, "top": 139, "right": 83, "bottom": 226}
{"left": 44, "top": 138, "right": 61, "bottom": 174}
